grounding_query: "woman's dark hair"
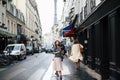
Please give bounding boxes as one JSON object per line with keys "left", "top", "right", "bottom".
{"left": 74, "top": 39, "right": 79, "bottom": 44}
{"left": 54, "top": 40, "right": 61, "bottom": 48}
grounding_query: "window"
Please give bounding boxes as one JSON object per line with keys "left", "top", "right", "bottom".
{"left": 16, "top": 9, "right": 18, "bottom": 18}
{"left": 80, "top": 8, "right": 83, "bottom": 22}
{"left": 8, "top": 20, "right": 10, "bottom": 31}
{"left": 11, "top": 22, "right": 13, "bottom": 33}
{"left": 5, "top": 46, "right": 21, "bottom": 51}
{"left": 84, "top": 4, "right": 87, "bottom": 19}
{"left": 2, "top": 13, "right": 4, "bottom": 24}
{"left": 90, "top": 0, "right": 96, "bottom": 11}
{"left": 10, "top": 4, "right": 14, "bottom": 14}
{"left": 17, "top": 24, "right": 22, "bottom": 35}
{"left": 14, "top": 24, "right": 16, "bottom": 34}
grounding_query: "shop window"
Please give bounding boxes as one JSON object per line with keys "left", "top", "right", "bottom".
{"left": 108, "top": 12, "right": 116, "bottom": 65}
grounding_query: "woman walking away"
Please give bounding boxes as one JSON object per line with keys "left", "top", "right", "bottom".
{"left": 53, "top": 40, "right": 63, "bottom": 80}
{"left": 70, "top": 39, "right": 84, "bottom": 70}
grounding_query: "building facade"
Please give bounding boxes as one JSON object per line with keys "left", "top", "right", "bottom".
{"left": 0, "top": 0, "right": 8, "bottom": 52}
{"left": 6, "top": 2, "right": 26, "bottom": 44}
{"left": 59, "top": 0, "right": 120, "bottom": 80}
{"left": 0, "top": 0, "right": 25, "bottom": 51}
{"left": 0, "top": 0, "right": 42, "bottom": 51}
{"left": 12, "top": 0, "right": 42, "bottom": 48}
{"left": 77, "top": 0, "right": 120, "bottom": 80}
{"left": 0, "top": 0, "right": 6, "bottom": 28}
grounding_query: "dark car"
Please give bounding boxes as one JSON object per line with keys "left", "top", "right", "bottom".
{"left": 26, "top": 46, "right": 34, "bottom": 55}
{"left": 45, "top": 47, "right": 53, "bottom": 53}
{"left": 33, "top": 48, "right": 39, "bottom": 53}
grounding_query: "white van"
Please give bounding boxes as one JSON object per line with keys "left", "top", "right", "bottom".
{"left": 4, "top": 44, "right": 27, "bottom": 60}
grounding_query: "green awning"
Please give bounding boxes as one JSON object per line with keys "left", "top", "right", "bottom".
{"left": 0, "top": 28, "right": 16, "bottom": 37}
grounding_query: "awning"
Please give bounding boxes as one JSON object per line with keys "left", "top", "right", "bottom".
{"left": 63, "top": 24, "right": 72, "bottom": 31}
{"left": 63, "top": 29, "right": 75, "bottom": 37}
{"left": 62, "top": 14, "right": 78, "bottom": 37}
{"left": 62, "top": 24, "right": 73, "bottom": 36}
{"left": 0, "top": 28, "right": 16, "bottom": 37}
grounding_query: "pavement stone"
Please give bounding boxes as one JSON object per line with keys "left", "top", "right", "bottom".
{"left": 50, "top": 57, "right": 101, "bottom": 80}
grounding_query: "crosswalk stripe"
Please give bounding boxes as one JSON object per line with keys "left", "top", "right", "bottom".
{"left": 42, "top": 61, "right": 54, "bottom": 80}
{"left": 0, "top": 68, "right": 7, "bottom": 72}
{"left": 28, "top": 69, "right": 46, "bottom": 80}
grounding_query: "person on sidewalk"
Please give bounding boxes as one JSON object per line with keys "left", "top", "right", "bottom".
{"left": 70, "top": 39, "right": 84, "bottom": 70}
{"left": 53, "top": 40, "right": 63, "bottom": 80}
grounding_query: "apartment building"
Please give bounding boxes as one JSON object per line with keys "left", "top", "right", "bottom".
{"left": 0, "top": 0, "right": 26, "bottom": 51}
{"left": 12, "top": 0, "right": 42, "bottom": 46}
{"left": 6, "top": 2, "right": 26, "bottom": 43}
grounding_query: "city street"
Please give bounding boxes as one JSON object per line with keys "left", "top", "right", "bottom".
{"left": 0, "top": 0, "right": 120, "bottom": 80}
{"left": 0, "top": 53, "right": 54, "bottom": 80}
{"left": 0, "top": 52, "right": 100, "bottom": 80}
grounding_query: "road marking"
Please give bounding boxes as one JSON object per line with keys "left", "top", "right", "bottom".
{"left": 5, "top": 68, "right": 26, "bottom": 80}
{"left": 28, "top": 69, "right": 46, "bottom": 80}
{"left": 0, "top": 68, "right": 7, "bottom": 72}
{"left": 42, "top": 61, "right": 71, "bottom": 80}
{"left": 62, "top": 65, "right": 71, "bottom": 75}
{"left": 42, "top": 61, "right": 54, "bottom": 80}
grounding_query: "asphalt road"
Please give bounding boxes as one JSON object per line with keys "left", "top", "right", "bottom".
{"left": 0, "top": 52, "right": 54, "bottom": 80}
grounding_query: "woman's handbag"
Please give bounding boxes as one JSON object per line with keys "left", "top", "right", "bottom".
{"left": 61, "top": 50, "right": 65, "bottom": 55}
{"left": 79, "top": 44, "right": 84, "bottom": 61}
{"left": 79, "top": 44, "right": 84, "bottom": 53}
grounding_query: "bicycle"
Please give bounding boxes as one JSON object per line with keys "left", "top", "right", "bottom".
{"left": 0, "top": 51, "right": 12, "bottom": 67}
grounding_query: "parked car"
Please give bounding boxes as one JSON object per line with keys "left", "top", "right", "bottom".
{"left": 3, "top": 44, "right": 27, "bottom": 60}
{"left": 26, "top": 46, "right": 34, "bottom": 55}
{"left": 45, "top": 46, "right": 53, "bottom": 53}
{"left": 33, "top": 48, "right": 39, "bottom": 53}
{"left": 41, "top": 47, "right": 46, "bottom": 52}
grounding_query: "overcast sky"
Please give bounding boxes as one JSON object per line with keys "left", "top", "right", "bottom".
{"left": 36, "top": 0, "right": 64, "bottom": 35}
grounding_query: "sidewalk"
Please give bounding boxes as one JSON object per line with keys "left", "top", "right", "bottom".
{"left": 50, "top": 57, "right": 101, "bottom": 80}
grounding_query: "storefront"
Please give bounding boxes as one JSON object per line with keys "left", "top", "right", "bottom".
{"left": 77, "top": 0, "right": 120, "bottom": 80}
{"left": 0, "top": 28, "right": 16, "bottom": 52}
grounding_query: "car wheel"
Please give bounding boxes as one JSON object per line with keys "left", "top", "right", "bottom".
{"left": 18, "top": 55, "right": 22, "bottom": 61}
{"left": 31, "top": 52, "right": 34, "bottom": 55}
{"left": 24, "top": 54, "right": 27, "bottom": 59}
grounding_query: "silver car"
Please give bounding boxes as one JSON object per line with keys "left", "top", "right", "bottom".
{"left": 4, "top": 44, "right": 27, "bottom": 60}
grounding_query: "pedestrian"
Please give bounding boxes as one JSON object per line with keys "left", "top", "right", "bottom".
{"left": 69, "top": 39, "right": 84, "bottom": 70}
{"left": 53, "top": 40, "right": 63, "bottom": 80}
